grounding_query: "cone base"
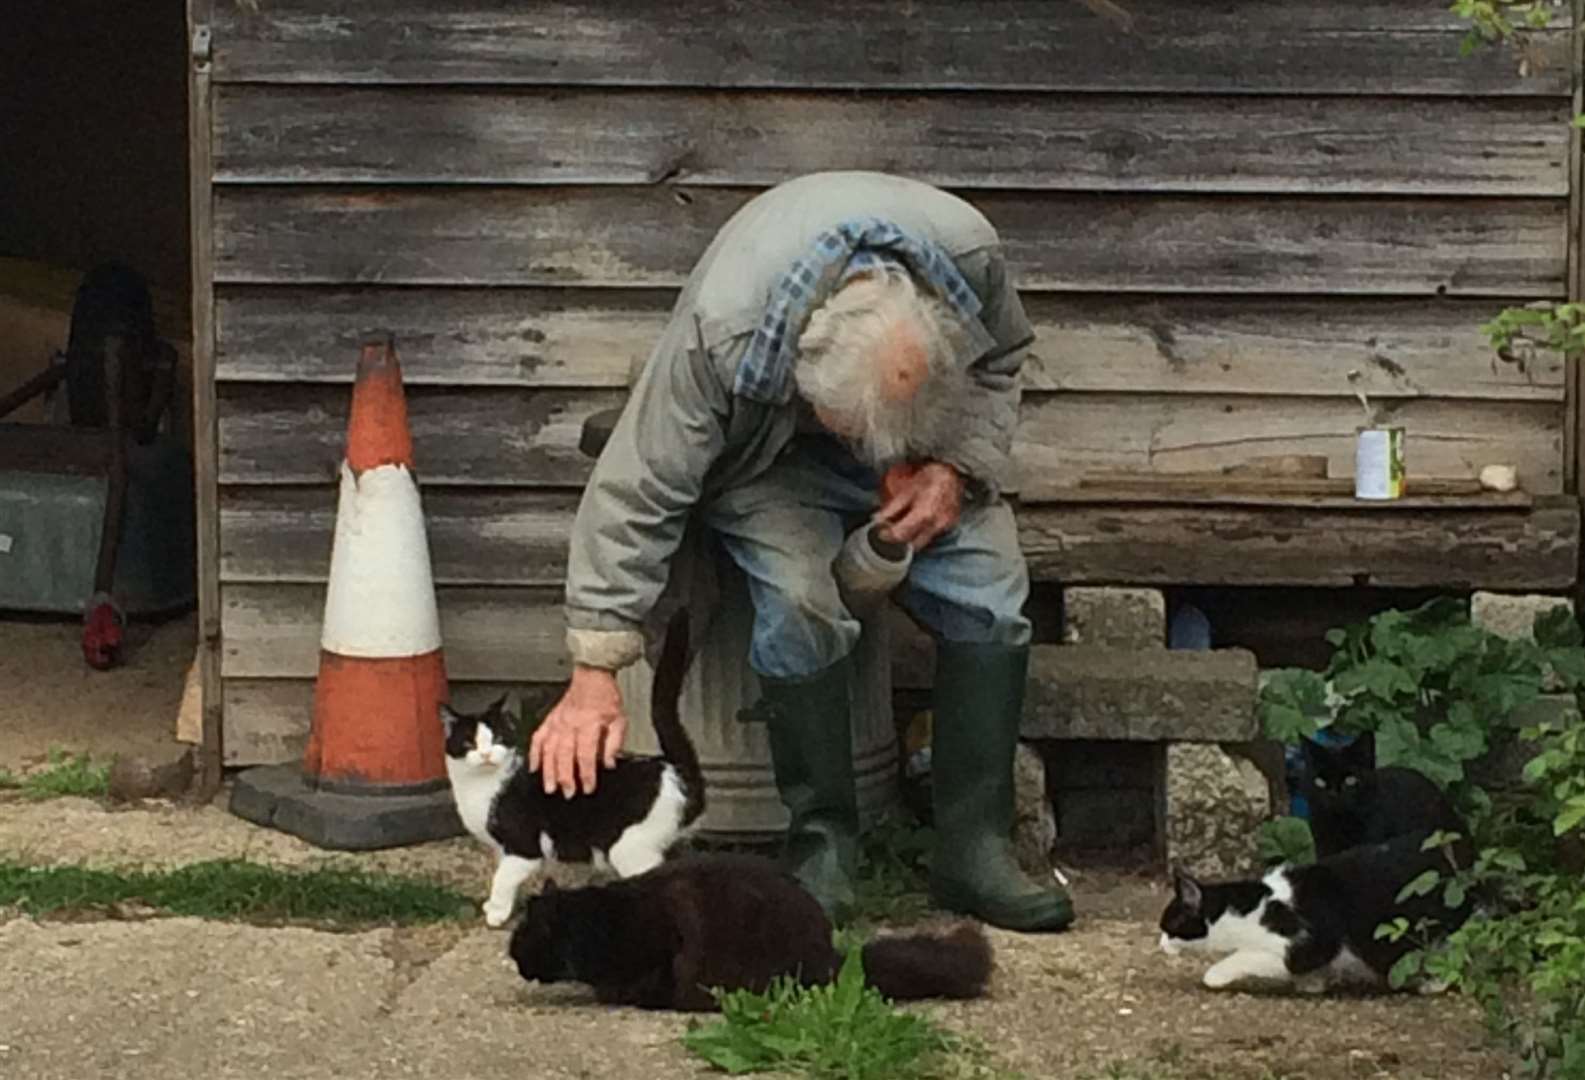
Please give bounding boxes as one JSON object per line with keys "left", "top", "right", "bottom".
{"left": 229, "top": 763, "right": 463, "bottom": 851}
{"left": 305, "top": 649, "right": 448, "bottom": 788}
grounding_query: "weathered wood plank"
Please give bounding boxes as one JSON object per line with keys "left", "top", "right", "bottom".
{"left": 222, "top": 678, "right": 568, "bottom": 766}
{"left": 1017, "top": 496, "right": 1580, "bottom": 589}
{"left": 217, "top": 383, "right": 1565, "bottom": 491}
{"left": 1018, "top": 393, "right": 1565, "bottom": 494}
{"left": 208, "top": 0, "right": 1572, "bottom": 95}
{"left": 219, "top": 486, "right": 581, "bottom": 584}
{"left": 213, "top": 187, "right": 1570, "bottom": 297}
{"left": 216, "top": 384, "right": 626, "bottom": 486}
{"left": 221, "top": 583, "right": 570, "bottom": 680}
{"left": 216, "top": 286, "right": 655, "bottom": 387}
{"left": 213, "top": 86, "right": 1571, "bottom": 196}
{"left": 215, "top": 288, "right": 1565, "bottom": 402}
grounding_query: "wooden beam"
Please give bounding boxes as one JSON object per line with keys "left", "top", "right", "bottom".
{"left": 212, "top": 187, "right": 1570, "bottom": 296}
{"left": 187, "top": 0, "right": 223, "bottom": 797}
{"left": 214, "top": 288, "right": 1565, "bottom": 403}
{"left": 213, "top": 86, "right": 1572, "bottom": 196}
{"left": 214, "top": 385, "right": 1565, "bottom": 491}
{"left": 216, "top": 489, "right": 1580, "bottom": 593}
{"left": 1016, "top": 495, "right": 1580, "bottom": 589}
{"left": 206, "top": 0, "right": 1573, "bottom": 96}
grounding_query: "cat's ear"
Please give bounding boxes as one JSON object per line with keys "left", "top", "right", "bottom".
{"left": 1348, "top": 730, "right": 1376, "bottom": 765}
{"left": 501, "top": 690, "right": 524, "bottom": 721}
{"left": 1172, "top": 867, "right": 1203, "bottom": 909}
{"left": 438, "top": 703, "right": 460, "bottom": 735}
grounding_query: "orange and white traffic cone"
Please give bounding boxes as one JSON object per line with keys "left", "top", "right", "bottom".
{"left": 231, "top": 338, "right": 462, "bottom": 849}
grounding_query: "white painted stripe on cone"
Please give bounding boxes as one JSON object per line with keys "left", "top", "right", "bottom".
{"left": 320, "top": 462, "right": 443, "bottom": 657}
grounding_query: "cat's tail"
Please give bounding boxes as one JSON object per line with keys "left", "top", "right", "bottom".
{"left": 651, "top": 608, "right": 705, "bottom": 823}
{"left": 860, "top": 923, "right": 993, "bottom": 1001}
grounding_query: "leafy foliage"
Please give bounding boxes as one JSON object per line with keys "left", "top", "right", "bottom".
{"left": 1254, "top": 816, "right": 1317, "bottom": 868}
{"left": 1261, "top": 599, "right": 1585, "bottom": 1078}
{"left": 13, "top": 748, "right": 112, "bottom": 800}
{"left": 683, "top": 946, "right": 1011, "bottom": 1080}
{"left": 1449, "top": 0, "right": 1554, "bottom": 53}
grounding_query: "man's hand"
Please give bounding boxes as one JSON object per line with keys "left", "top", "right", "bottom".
{"left": 874, "top": 461, "right": 965, "bottom": 550}
{"left": 529, "top": 665, "right": 628, "bottom": 798}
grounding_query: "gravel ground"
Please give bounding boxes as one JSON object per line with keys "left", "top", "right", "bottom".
{"left": 0, "top": 796, "right": 1513, "bottom": 1080}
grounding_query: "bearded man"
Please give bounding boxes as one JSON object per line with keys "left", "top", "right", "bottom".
{"left": 529, "top": 171, "right": 1072, "bottom": 933}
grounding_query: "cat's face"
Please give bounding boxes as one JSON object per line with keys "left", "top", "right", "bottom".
{"left": 1158, "top": 871, "right": 1209, "bottom": 956}
{"left": 440, "top": 697, "right": 521, "bottom": 770}
{"left": 509, "top": 889, "right": 575, "bottom": 984}
{"left": 1301, "top": 733, "right": 1374, "bottom": 808}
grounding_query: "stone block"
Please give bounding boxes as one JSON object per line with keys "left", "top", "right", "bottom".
{"left": 1023, "top": 644, "right": 1258, "bottom": 742}
{"left": 230, "top": 764, "right": 465, "bottom": 850}
{"left": 1062, "top": 587, "right": 1165, "bottom": 649}
{"left": 1012, "top": 742, "right": 1056, "bottom": 878}
{"left": 1162, "top": 743, "right": 1270, "bottom": 880}
{"left": 1471, "top": 592, "right": 1574, "bottom": 642}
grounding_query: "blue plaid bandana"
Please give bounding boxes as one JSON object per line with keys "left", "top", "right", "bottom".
{"left": 732, "top": 217, "right": 984, "bottom": 406}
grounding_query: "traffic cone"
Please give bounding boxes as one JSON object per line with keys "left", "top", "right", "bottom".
{"left": 230, "top": 337, "right": 463, "bottom": 849}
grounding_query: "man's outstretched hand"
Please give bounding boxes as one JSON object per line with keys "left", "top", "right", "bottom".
{"left": 529, "top": 665, "right": 628, "bottom": 797}
{"left": 874, "top": 461, "right": 965, "bottom": 550}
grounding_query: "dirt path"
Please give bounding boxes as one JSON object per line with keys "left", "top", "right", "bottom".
{"left": 0, "top": 796, "right": 1511, "bottom": 1080}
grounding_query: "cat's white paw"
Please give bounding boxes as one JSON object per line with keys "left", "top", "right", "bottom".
{"left": 1201, "top": 965, "right": 1236, "bottom": 990}
{"left": 482, "top": 900, "right": 514, "bottom": 928}
{"left": 1415, "top": 978, "right": 1451, "bottom": 996}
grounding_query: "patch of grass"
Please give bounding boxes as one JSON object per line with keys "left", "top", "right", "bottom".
{"left": 12, "top": 748, "right": 111, "bottom": 800}
{"left": 684, "top": 945, "right": 1015, "bottom": 1080}
{"left": 0, "top": 767, "right": 19, "bottom": 790}
{"left": 0, "top": 858, "right": 476, "bottom": 925}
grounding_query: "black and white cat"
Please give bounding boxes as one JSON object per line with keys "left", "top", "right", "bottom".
{"left": 441, "top": 610, "right": 703, "bottom": 928}
{"left": 509, "top": 851, "right": 993, "bottom": 1011}
{"left": 1300, "top": 731, "right": 1466, "bottom": 858}
{"left": 1159, "top": 832, "right": 1472, "bottom": 994}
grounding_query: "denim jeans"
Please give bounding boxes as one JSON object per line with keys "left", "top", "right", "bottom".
{"left": 704, "top": 434, "right": 1032, "bottom": 679}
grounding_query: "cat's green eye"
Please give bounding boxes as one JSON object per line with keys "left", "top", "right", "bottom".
{"left": 1344, "top": 776, "right": 1359, "bottom": 787}
{"left": 1314, "top": 777, "right": 1328, "bottom": 788}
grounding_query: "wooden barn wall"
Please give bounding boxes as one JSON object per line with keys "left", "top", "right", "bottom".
{"left": 195, "top": 0, "right": 1580, "bottom": 764}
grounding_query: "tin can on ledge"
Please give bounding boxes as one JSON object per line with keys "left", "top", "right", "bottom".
{"left": 1354, "top": 427, "right": 1405, "bottom": 500}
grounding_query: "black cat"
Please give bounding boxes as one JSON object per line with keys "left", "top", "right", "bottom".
{"left": 441, "top": 610, "right": 704, "bottom": 927}
{"left": 509, "top": 851, "right": 993, "bottom": 1011}
{"left": 1300, "top": 731, "right": 1466, "bottom": 858}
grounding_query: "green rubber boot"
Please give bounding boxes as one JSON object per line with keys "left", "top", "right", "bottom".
{"left": 754, "top": 657, "right": 860, "bottom": 922}
{"left": 929, "top": 642, "right": 1074, "bottom": 932}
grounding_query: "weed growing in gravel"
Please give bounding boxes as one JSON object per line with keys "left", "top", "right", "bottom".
{"left": 11, "top": 748, "right": 111, "bottom": 800}
{"left": 849, "top": 815, "right": 934, "bottom": 928}
{"left": 0, "top": 859, "right": 475, "bottom": 925}
{"left": 683, "top": 945, "right": 1014, "bottom": 1080}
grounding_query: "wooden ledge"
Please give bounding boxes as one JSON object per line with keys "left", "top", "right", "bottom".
{"left": 1013, "top": 494, "right": 1579, "bottom": 589}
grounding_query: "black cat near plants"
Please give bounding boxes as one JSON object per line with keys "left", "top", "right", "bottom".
{"left": 1299, "top": 732, "right": 1466, "bottom": 858}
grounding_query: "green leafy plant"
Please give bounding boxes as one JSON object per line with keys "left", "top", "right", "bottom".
{"left": 683, "top": 945, "right": 1004, "bottom": 1080}
{"left": 1254, "top": 816, "right": 1317, "bottom": 868}
{"left": 1264, "top": 600, "right": 1585, "bottom": 1078}
{"left": 16, "top": 748, "right": 112, "bottom": 800}
{"left": 1261, "top": 598, "right": 1554, "bottom": 799}
{"left": 1449, "top": 0, "right": 1554, "bottom": 53}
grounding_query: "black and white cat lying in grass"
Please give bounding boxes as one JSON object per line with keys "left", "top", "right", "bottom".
{"left": 1159, "top": 831, "right": 1472, "bottom": 994}
{"left": 441, "top": 610, "right": 703, "bottom": 928}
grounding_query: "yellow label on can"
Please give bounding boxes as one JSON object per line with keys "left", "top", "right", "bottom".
{"left": 1355, "top": 428, "right": 1405, "bottom": 500}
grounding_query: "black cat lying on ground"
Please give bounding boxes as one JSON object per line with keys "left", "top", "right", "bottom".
{"left": 1298, "top": 731, "right": 1467, "bottom": 858}
{"left": 509, "top": 852, "right": 993, "bottom": 1011}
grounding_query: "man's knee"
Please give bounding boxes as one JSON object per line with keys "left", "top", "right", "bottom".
{"left": 748, "top": 567, "right": 861, "bottom": 678}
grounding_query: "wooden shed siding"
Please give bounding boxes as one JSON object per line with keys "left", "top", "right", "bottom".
{"left": 194, "top": 0, "right": 1582, "bottom": 763}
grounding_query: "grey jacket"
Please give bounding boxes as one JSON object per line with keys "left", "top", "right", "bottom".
{"left": 563, "top": 172, "right": 1034, "bottom": 669}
